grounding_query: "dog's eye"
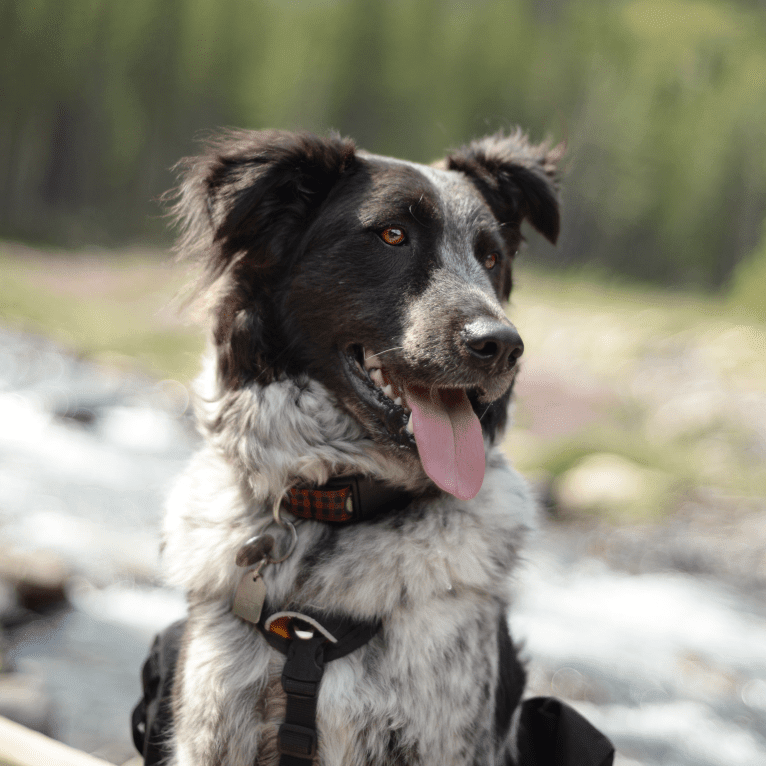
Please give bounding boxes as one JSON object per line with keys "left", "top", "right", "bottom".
{"left": 380, "top": 227, "right": 407, "bottom": 246}
{"left": 484, "top": 253, "right": 498, "bottom": 270}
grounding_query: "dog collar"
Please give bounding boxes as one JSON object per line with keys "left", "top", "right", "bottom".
{"left": 284, "top": 475, "right": 414, "bottom": 523}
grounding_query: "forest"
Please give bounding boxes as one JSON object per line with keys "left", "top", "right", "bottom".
{"left": 2, "top": 0, "right": 765, "bottom": 299}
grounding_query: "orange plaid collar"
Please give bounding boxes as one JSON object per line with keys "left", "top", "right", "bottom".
{"left": 285, "top": 476, "right": 414, "bottom": 524}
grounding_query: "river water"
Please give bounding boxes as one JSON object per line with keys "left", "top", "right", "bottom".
{"left": 0, "top": 327, "right": 764, "bottom": 765}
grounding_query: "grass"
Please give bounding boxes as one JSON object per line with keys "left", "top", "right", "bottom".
{"left": 0, "top": 243, "right": 204, "bottom": 383}
{"left": 506, "top": 264, "right": 766, "bottom": 517}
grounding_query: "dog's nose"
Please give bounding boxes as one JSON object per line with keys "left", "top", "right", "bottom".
{"left": 461, "top": 318, "right": 524, "bottom": 370}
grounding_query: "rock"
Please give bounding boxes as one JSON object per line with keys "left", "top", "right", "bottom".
{"left": 554, "top": 452, "right": 676, "bottom": 522}
{"left": 0, "top": 548, "right": 70, "bottom": 611}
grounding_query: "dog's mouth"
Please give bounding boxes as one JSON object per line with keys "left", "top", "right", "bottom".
{"left": 340, "top": 345, "right": 486, "bottom": 500}
{"left": 341, "top": 345, "right": 414, "bottom": 445}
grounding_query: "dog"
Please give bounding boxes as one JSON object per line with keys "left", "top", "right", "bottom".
{"left": 144, "top": 128, "right": 612, "bottom": 766}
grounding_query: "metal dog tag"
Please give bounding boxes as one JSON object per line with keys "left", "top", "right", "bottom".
{"left": 232, "top": 563, "right": 267, "bottom": 624}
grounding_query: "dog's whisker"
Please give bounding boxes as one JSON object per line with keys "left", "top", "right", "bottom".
{"left": 408, "top": 196, "right": 429, "bottom": 227}
{"left": 365, "top": 346, "right": 404, "bottom": 360}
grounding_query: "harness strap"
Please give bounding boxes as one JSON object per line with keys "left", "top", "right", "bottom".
{"left": 256, "top": 607, "right": 382, "bottom": 766}
{"left": 278, "top": 628, "right": 325, "bottom": 764}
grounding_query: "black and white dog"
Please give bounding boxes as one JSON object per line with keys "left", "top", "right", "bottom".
{"left": 139, "top": 129, "right": 613, "bottom": 766}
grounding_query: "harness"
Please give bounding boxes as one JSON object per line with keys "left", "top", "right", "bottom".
{"left": 132, "top": 474, "right": 615, "bottom": 766}
{"left": 257, "top": 607, "right": 381, "bottom": 764}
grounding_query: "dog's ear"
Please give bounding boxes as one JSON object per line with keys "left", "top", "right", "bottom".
{"left": 444, "top": 129, "right": 563, "bottom": 248}
{"left": 171, "top": 130, "right": 356, "bottom": 387}
{"left": 173, "top": 130, "right": 356, "bottom": 283}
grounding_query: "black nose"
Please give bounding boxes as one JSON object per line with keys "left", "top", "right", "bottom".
{"left": 462, "top": 318, "right": 524, "bottom": 370}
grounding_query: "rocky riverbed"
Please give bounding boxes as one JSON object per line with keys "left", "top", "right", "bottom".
{"left": 0, "top": 326, "right": 765, "bottom": 765}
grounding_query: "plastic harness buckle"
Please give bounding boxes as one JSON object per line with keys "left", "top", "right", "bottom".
{"left": 277, "top": 622, "right": 326, "bottom": 764}
{"left": 281, "top": 624, "right": 325, "bottom": 695}
{"left": 277, "top": 723, "right": 317, "bottom": 759}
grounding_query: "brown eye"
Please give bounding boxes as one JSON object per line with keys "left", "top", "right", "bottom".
{"left": 484, "top": 253, "right": 498, "bottom": 270}
{"left": 380, "top": 227, "right": 406, "bottom": 246}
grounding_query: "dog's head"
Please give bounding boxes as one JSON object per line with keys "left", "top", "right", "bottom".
{"left": 174, "top": 129, "right": 560, "bottom": 499}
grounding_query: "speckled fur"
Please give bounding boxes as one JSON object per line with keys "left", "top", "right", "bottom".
{"left": 162, "top": 129, "right": 560, "bottom": 766}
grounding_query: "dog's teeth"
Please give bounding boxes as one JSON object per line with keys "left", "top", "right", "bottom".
{"left": 363, "top": 351, "right": 382, "bottom": 370}
{"left": 370, "top": 369, "right": 384, "bottom": 387}
{"left": 405, "top": 417, "right": 414, "bottom": 434}
{"left": 382, "top": 384, "right": 393, "bottom": 399}
{"left": 394, "top": 396, "right": 402, "bottom": 406}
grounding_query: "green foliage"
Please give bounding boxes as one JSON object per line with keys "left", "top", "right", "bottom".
{"left": 564, "top": 0, "right": 766, "bottom": 287}
{"left": 1, "top": 0, "right": 765, "bottom": 287}
{"left": 729, "top": 220, "right": 766, "bottom": 321}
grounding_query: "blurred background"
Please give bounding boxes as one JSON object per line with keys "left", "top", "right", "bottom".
{"left": 0, "top": 0, "right": 765, "bottom": 764}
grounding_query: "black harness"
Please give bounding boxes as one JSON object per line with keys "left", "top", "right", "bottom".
{"left": 256, "top": 606, "right": 382, "bottom": 764}
{"left": 132, "top": 475, "right": 615, "bottom": 766}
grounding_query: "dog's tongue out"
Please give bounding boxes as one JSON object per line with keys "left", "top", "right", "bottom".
{"left": 404, "top": 384, "right": 485, "bottom": 500}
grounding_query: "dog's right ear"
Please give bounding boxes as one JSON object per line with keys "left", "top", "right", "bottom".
{"left": 172, "top": 130, "right": 356, "bottom": 285}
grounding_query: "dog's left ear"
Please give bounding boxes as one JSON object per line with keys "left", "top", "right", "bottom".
{"left": 444, "top": 129, "right": 563, "bottom": 247}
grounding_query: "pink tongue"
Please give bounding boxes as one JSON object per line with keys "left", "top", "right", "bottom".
{"left": 405, "top": 385, "right": 485, "bottom": 500}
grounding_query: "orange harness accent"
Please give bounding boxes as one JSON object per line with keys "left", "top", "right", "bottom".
{"left": 268, "top": 614, "right": 292, "bottom": 639}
